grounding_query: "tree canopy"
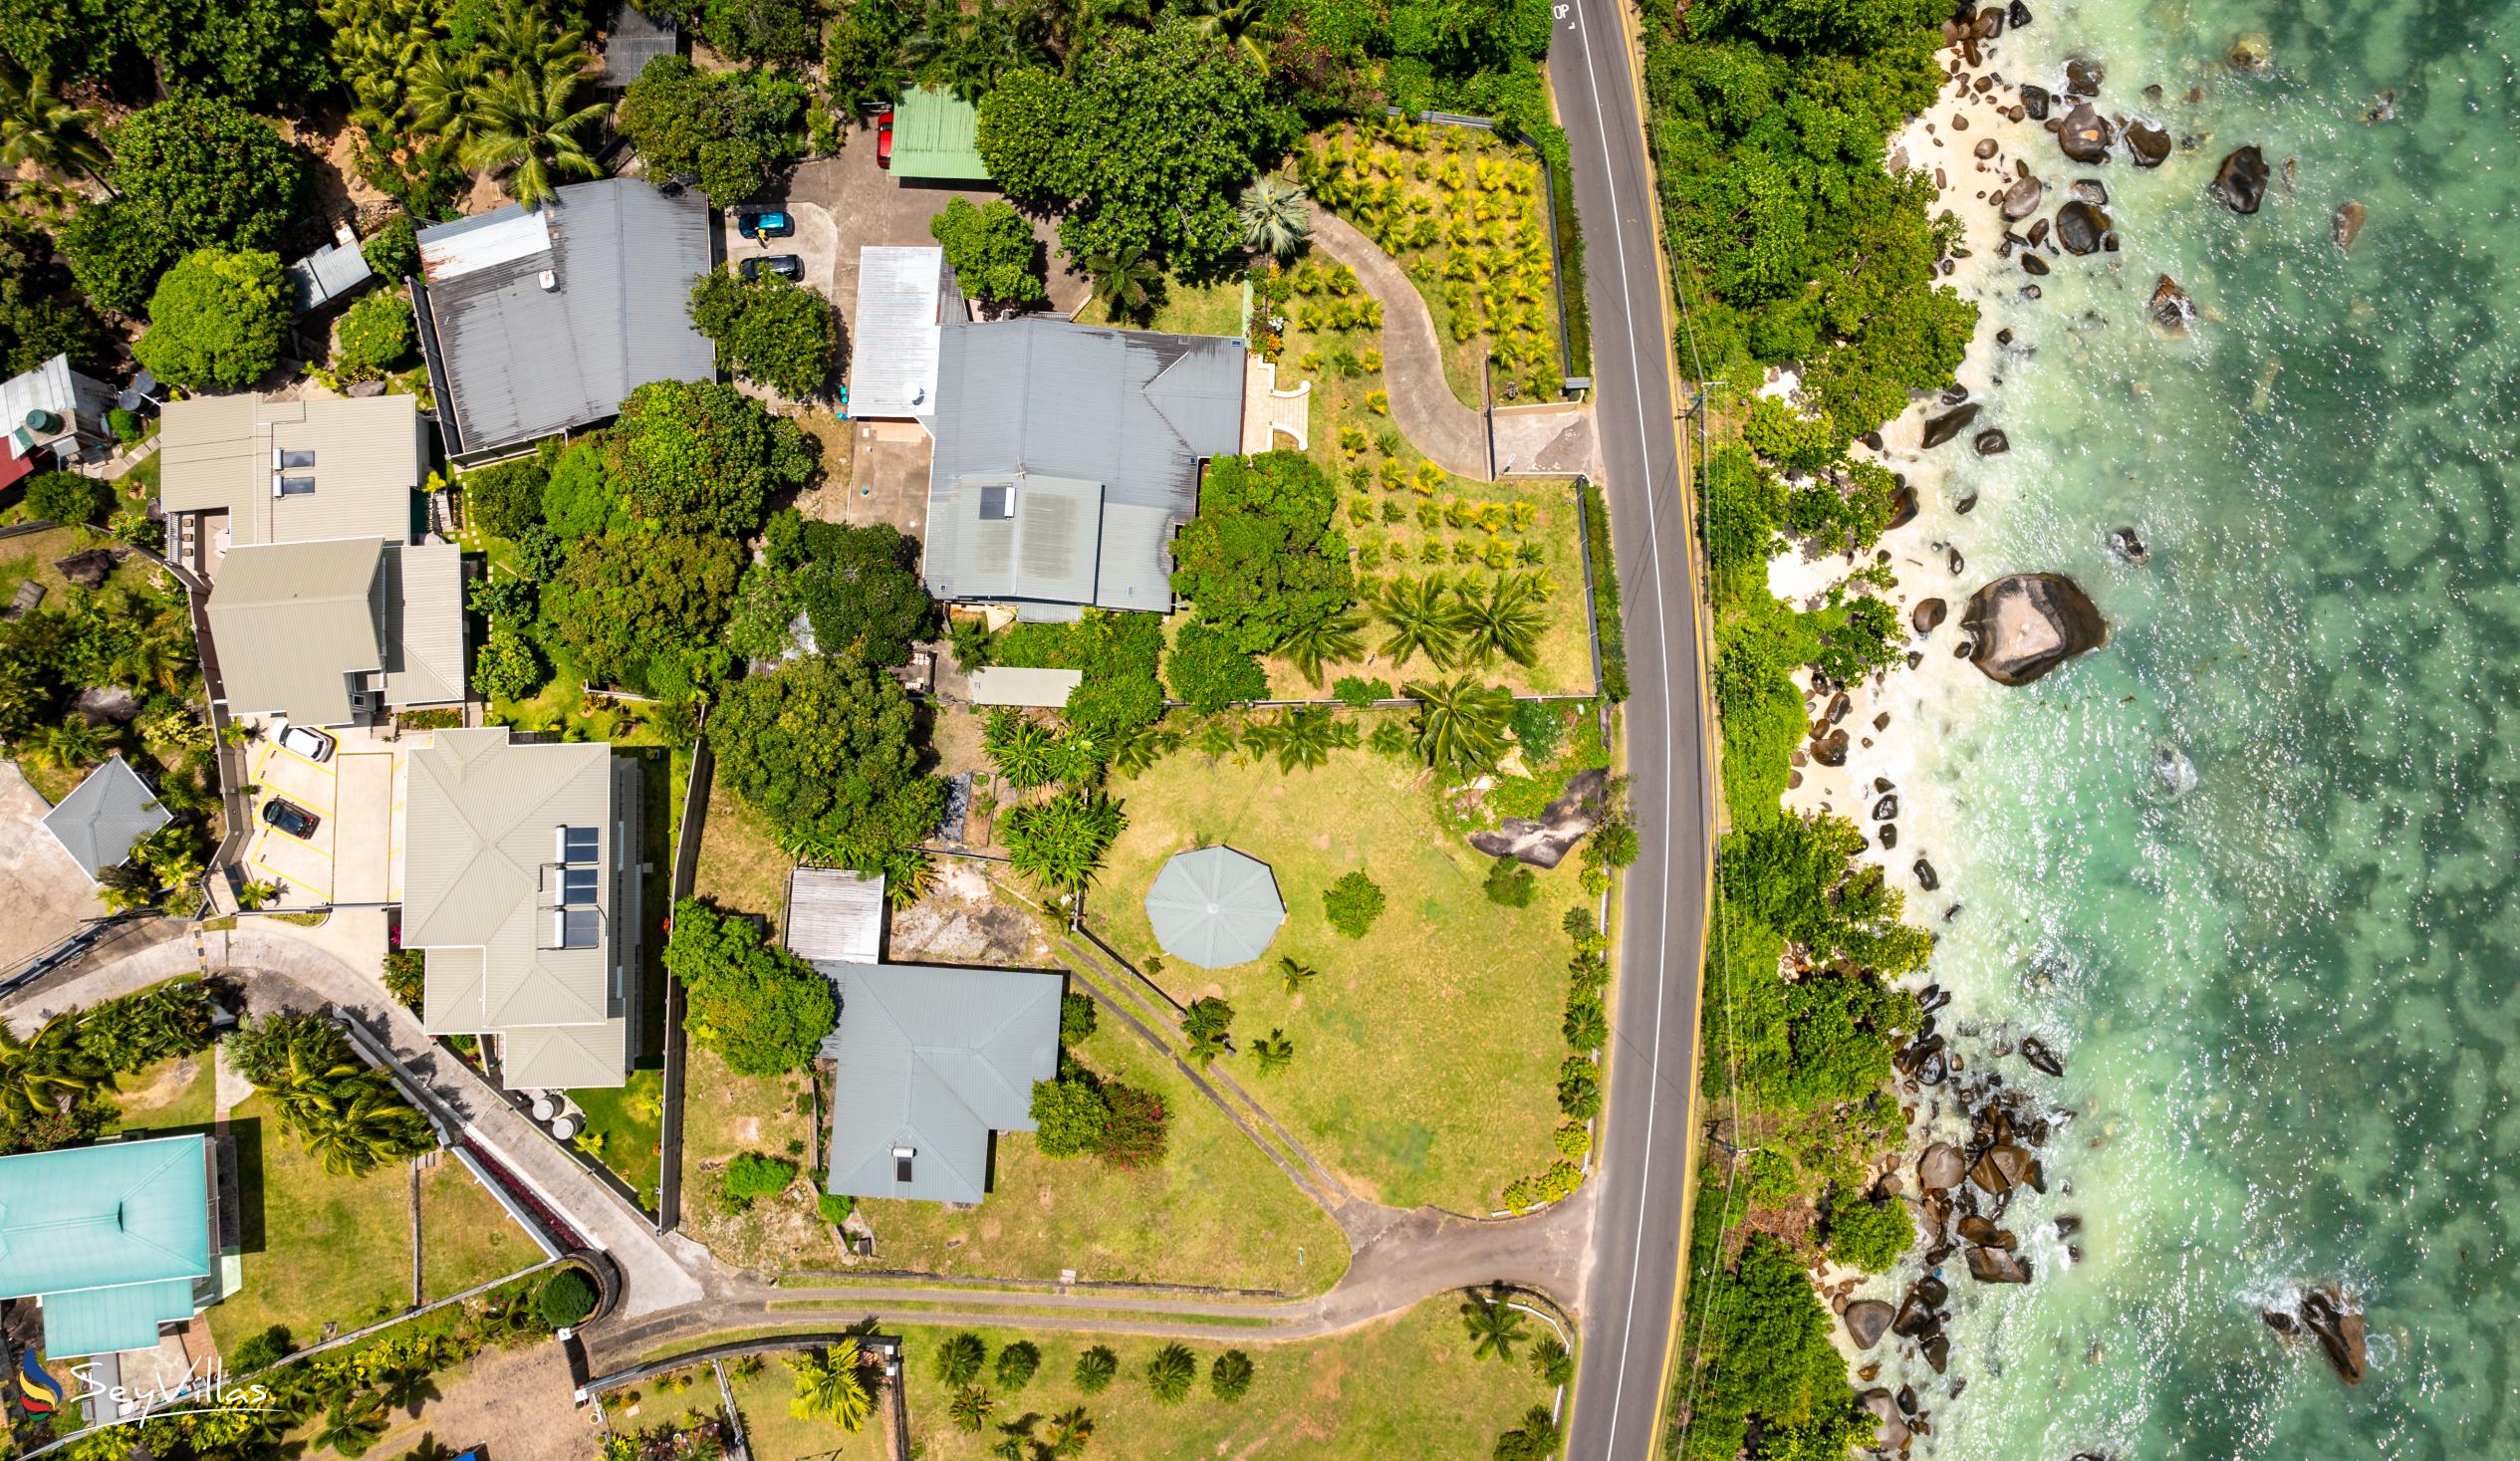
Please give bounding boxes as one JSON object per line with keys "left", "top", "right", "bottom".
{"left": 606, "top": 378, "right": 818, "bottom": 538}
{"left": 132, "top": 247, "right": 288, "bottom": 391}
{"left": 111, "top": 95, "right": 308, "bottom": 255}
{"left": 1169, "top": 452, "right": 1355, "bottom": 654}
{"left": 689, "top": 268, "right": 839, "bottom": 398}
{"left": 709, "top": 652, "right": 945, "bottom": 865}
{"left": 618, "top": 55, "right": 806, "bottom": 206}
{"left": 663, "top": 897, "right": 837, "bottom": 1076}
{"left": 928, "top": 197, "right": 1044, "bottom": 305}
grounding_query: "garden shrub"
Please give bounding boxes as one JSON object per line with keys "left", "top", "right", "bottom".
{"left": 1322, "top": 869, "right": 1385, "bottom": 938}
{"left": 1824, "top": 1191, "right": 1915, "bottom": 1274}
{"left": 23, "top": 471, "right": 105, "bottom": 525}
{"left": 722, "top": 1151, "right": 799, "bottom": 1204}
{"left": 535, "top": 1269, "right": 598, "bottom": 1330}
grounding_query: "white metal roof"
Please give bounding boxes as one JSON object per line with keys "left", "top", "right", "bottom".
{"left": 848, "top": 247, "right": 945, "bottom": 419}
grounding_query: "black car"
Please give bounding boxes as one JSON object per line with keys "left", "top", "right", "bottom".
{"left": 740, "top": 254, "right": 804, "bottom": 281}
{"left": 731, "top": 205, "right": 795, "bottom": 240}
{"left": 261, "top": 797, "right": 321, "bottom": 840}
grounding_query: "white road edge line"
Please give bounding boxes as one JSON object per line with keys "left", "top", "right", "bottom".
{"left": 1567, "top": 0, "right": 1686, "bottom": 1452}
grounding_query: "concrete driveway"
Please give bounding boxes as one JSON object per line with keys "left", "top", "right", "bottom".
{"left": 0, "top": 761, "right": 104, "bottom": 969}
{"left": 241, "top": 724, "right": 418, "bottom": 907}
{"left": 783, "top": 127, "right": 1092, "bottom": 317}
{"left": 716, "top": 198, "right": 841, "bottom": 304}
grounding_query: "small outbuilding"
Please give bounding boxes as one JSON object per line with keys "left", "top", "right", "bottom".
{"left": 40, "top": 753, "right": 171, "bottom": 881}
{"left": 888, "top": 87, "right": 990, "bottom": 183}
{"left": 966, "top": 665, "right": 1083, "bottom": 709}
{"left": 1143, "top": 846, "right": 1286, "bottom": 969}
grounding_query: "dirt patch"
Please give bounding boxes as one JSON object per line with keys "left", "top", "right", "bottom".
{"left": 886, "top": 861, "right": 1053, "bottom": 966}
{"left": 120, "top": 1058, "right": 201, "bottom": 1112}
{"left": 734, "top": 1116, "right": 761, "bottom": 1143}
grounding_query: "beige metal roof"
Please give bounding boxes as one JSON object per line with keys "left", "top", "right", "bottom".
{"left": 379, "top": 542, "right": 467, "bottom": 708}
{"left": 786, "top": 867, "right": 885, "bottom": 964}
{"left": 406, "top": 728, "right": 626, "bottom": 1089}
{"left": 204, "top": 539, "right": 385, "bottom": 724}
{"left": 965, "top": 665, "right": 1084, "bottom": 708}
{"left": 159, "top": 394, "right": 423, "bottom": 549}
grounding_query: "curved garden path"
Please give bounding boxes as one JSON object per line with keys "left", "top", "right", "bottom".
{"left": 1307, "top": 205, "right": 1495, "bottom": 481}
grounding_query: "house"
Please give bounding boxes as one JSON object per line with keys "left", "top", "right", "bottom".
{"left": 158, "top": 394, "right": 464, "bottom": 727}
{"left": 40, "top": 754, "right": 172, "bottom": 881}
{"left": 406, "top": 728, "right": 645, "bottom": 1091}
{"left": 0, "top": 1135, "right": 224, "bottom": 1359}
{"left": 920, "top": 317, "right": 1246, "bottom": 620}
{"left": 846, "top": 246, "right": 951, "bottom": 420}
{"left": 601, "top": 0, "right": 680, "bottom": 87}
{"left": 887, "top": 87, "right": 991, "bottom": 184}
{"left": 0, "top": 354, "right": 115, "bottom": 494}
{"left": 410, "top": 178, "right": 714, "bottom": 464}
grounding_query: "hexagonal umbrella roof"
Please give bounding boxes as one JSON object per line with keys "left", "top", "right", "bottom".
{"left": 1143, "top": 846, "right": 1286, "bottom": 969}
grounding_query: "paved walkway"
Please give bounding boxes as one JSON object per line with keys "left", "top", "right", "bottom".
{"left": 1307, "top": 206, "right": 1494, "bottom": 480}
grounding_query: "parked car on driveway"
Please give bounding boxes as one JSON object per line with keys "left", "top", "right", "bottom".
{"left": 876, "top": 109, "right": 894, "bottom": 168}
{"left": 275, "top": 723, "right": 336, "bottom": 763}
{"left": 740, "top": 255, "right": 804, "bottom": 281}
{"left": 732, "top": 205, "right": 794, "bottom": 239}
{"left": 261, "top": 798, "right": 321, "bottom": 840}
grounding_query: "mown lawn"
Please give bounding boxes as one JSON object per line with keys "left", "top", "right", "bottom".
{"left": 692, "top": 779, "right": 793, "bottom": 924}
{"left": 418, "top": 1156, "right": 539, "bottom": 1300}
{"left": 855, "top": 999, "right": 1347, "bottom": 1295}
{"left": 727, "top": 1353, "right": 885, "bottom": 1460}
{"left": 677, "top": 1048, "right": 841, "bottom": 1273}
{"left": 569, "top": 1069, "right": 666, "bottom": 1210}
{"left": 897, "top": 1296, "right": 1557, "bottom": 1460}
{"left": 1075, "top": 277, "right": 1245, "bottom": 338}
{"left": 211, "top": 1094, "right": 415, "bottom": 1348}
{"left": 113, "top": 1054, "right": 215, "bottom": 1133}
{"left": 1094, "top": 744, "right": 1572, "bottom": 1212}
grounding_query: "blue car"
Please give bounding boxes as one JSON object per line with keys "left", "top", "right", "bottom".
{"left": 732, "top": 205, "right": 794, "bottom": 240}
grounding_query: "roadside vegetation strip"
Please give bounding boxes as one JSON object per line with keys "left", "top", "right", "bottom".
{"left": 766, "top": 1299, "right": 1285, "bottom": 1331}
{"left": 777, "top": 1271, "right": 1299, "bottom": 1302}
{"left": 1580, "top": 479, "right": 1632, "bottom": 703}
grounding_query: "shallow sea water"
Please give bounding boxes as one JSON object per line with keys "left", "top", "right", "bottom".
{"left": 1899, "top": 1, "right": 2520, "bottom": 1455}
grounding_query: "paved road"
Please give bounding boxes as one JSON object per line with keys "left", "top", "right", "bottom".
{"left": 1551, "top": 0, "right": 1722, "bottom": 1454}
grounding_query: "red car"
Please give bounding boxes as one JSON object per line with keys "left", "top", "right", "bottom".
{"left": 876, "top": 108, "right": 894, "bottom": 169}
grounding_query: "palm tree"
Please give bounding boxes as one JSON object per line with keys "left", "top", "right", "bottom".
{"left": 1073, "top": 1344, "right": 1118, "bottom": 1393}
{"left": 948, "top": 1383, "right": 997, "bottom": 1432}
{"left": 0, "top": 64, "right": 110, "bottom": 187}
{"left": 374, "top": 1364, "right": 438, "bottom": 1417}
{"left": 1109, "top": 721, "right": 1177, "bottom": 777}
{"left": 0, "top": 1017, "right": 112, "bottom": 1121}
{"left": 985, "top": 712, "right": 1058, "bottom": 788}
{"left": 236, "top": 879, "right": 283, "bottom": 911}
{"left": 1279, "top": 608, "right": 1362, "bottom": 685}
{"left": 299, "top": 1079, "right": 436, "bottom": 1177}
{"left": 113, "top": 629, "right": 190, "bottom": 695}
{"left": 1082, "top": 244, "right": 1161, "bottom": 322}
{"left": 480, "top": 0, "right": 588, "bottom": 74}
{"left": 1530, "top": 1335, "right": 1574, "bottom": 1387}
{"left": 936, "top": 1332, "right": 987, "bottom": 1387}
{"left": 1004, "top": 790, "right": 1126, "bottom": 893}
{"left": 1144, "top": 1343, "right": 1196, "bottom": 1404}
{"left": 139, "top": 706, "right": 211, "bottom": 752}
{"left": 1451, "top": 576, "right": 1546, "bottom": 668}
{"left": 1043, "top": 1405, "right": 1095, "bottom": 1455}
{"left": 1238, "top": 174, "right": 1311, "bottom": 260}
{"left": 457, "top": 58, "right": 606, "bottom": 207}
{"left": 789, "top": 1340, "right": 873, "bottom": 1431}
{"left": 404, "top": 50, "right": 481, "bottom": 137}
{"left": 1376, "top": 576, "right": 1462, "bottom": 670}
{"left": 1277, "top": 955, "right": 1316, "bottom": 996}
{"left": 1406, "top": 674, "right": 1514, "bottom": 777}
{"left": 1460, "top": 1286, "right": 1527, "bottom": 1361}
{"left": 1188, "top": 0, "right": 1275, "bottom": 71}
{"left": 1251, "top": 1028, "right": 1294, "bottom": 1074}
{"left": 24, "top": 717, "right": 106, "bottom": 771}
{"left": 313, "top": 1389, "right": 390, "bottom": 1458}
{"left": 1272, "top": 707, "right": 1354, "bottom": 772}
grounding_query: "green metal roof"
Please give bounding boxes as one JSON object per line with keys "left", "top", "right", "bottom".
{"left": 892, "top": 87, "right": 991, "bottom": 181}
{"left": 0, "top": 1135, "right": 214, "bottom": 1356}
{"left": 1143, "top": 847, "right": 1286, "bottom": 969}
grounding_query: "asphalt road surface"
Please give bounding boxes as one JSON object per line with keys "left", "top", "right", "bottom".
{"left": 1551, "top": 0, "right": 1720, "bottom": 1454}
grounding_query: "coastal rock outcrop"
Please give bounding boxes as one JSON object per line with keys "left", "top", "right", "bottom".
{"left": 2125, "top": 120, "right": 2171, "bottom": 167}
{"left": 2001, "top": 174, "right": 2046, "bottom": 220}
{"left": 1960, "top": 574, "right": 2108, "bottom": 685}
{"left": 2056, "top": 200, "right": 2110, "bottom": 255}
{"left": 2334, "top": 199, "right": 2367, "bottom": 250}
{"left": 2064, "top": 56, "right": 2104, "bottom": 96}
{"left": 1921, "top": 403, "right": 1982, "bottom": 448}
{"left": 1911, "top": 598, "right": 1947, "bottom": 634}
{"left": 1844, "top": 1299, "right": 1895, "bottom": 1348}
{"left": 2020, "top": 83, "right": 2052, "bottom": 121}
{"left": 2229, "top": 31, "right": 2274, "bottom": 75}
{"left": 1974, "top": 428, "right": 2010, "bottom": 455}
{"left": 2147, "top": 275, "right": 2195, "bottom": 334}
{"left": 2263, "top": 1287, "right": 2368, "bottom": 1384}
{"left": 2212, "top": 145, "right": 2273, "bottom": 213}
{"left": 1467, "top": 768, "right": 1607, "bottom": 868}
{"left": 2058, "top": 103, "right": 2115, "bottom": 163}
{"left": 1965, "top": 1245, "right": 2034, "bottom": 1284}
{"left": 1917, "top": 1142, "right": 1965, "bottom": 1191}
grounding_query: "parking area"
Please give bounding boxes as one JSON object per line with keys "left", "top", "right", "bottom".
{"left": 0, "top": 761, "right": 104, "bottom": 969}
{"left": 241, "top": 723, "right": 423, "bottom": 907}
{"left": 719, "top": 199, "right": 842, "bottom": 306}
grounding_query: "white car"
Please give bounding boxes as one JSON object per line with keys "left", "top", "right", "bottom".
{"left": 276, "top": 723, "right": 336, "bottom": 763}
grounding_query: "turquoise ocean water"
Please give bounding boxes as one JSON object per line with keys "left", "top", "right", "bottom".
{"left": 1903, "top": 0, "right": 2520, "bottom": 1455}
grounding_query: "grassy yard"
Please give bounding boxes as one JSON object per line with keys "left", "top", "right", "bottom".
{"left": 569, "top": 1069, "right": 666, "bottom": 1209}
{"left": 693, "top": 779, "right": 793, "bottom": 923}
{"left": 897, "top": 1296, "right": 1558, "bottom": 1460}
{"left": 418, "top": 1156, "right": 539, "bottom": 1299}
{"left": 211, "top": 1095, "right": 416, "bottom": 1348}
{"left": 1094, "top": 743, "right": 1573, "bottom": 1212}
{"left": 678, "top": 1049, "right": 842, "bottom": 1272}
{"left": 113, "top": 1054, "right": 215, "bottom": 1133}
{"left": 1076, "top": 277, "right": 1247, "bottom": 338}
{"left": 727, "top": 1354, "right": 885, "bottom": 1460}
{"left": 855, "top": 997, "right": 1347, "bottom": 1295}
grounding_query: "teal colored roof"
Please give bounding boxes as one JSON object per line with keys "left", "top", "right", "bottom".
{"left": 892, "top": 87, "right": 990, "bottom": 181}
{"left": 0, "top": 1135, "right": 212, "bottom": 1355}
{"left": 1143, "top": 847, "right": 1286, "bottom": 969}
{"left": 40, "top": 1277, "right": 199, "bottom": 1358}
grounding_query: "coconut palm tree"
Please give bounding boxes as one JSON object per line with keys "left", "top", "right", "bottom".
{"left": 1082, "top": 244, "right": 1161, "bottom": 322}
{"left": 1003, "top": 790, "right": 1126, "bottom": 893}
{"left": 1460, "top": 1286, "right": 1527, "bottom": 1361}
{"left": 1406, "top": 674, "right": 1514, "bottom": 777}
{"left": 1144, "top": 1343, "right": 1197, "bottom": 1403}
{"left": 1278, "top": 608, "right": 1362, "bottom": 685}
{"left": 948, "top": 1383, "right": 997, "bottom": 1432}
{"left": 299, "top": 1079, "right": 437, "bottom": 1177}
{"left": 1250, "top": 1028, "right": 1294, "bottom": 1074}
{"left": 113, "top": 629, "right": 189, "bottom": 695}
{"left": 0, "top": 64, "right": 110, "bottom": 187}
{"left": 24, "top": 717, "right": 106, "bottom": 771}
{"left": 0, "top": 1017, "right": 112, "bottom": 1121}
{"left": 984, "top": 711, "right": 1058, "bottom": 788}
{"left": 313, "top": 1390, "right": 390, "bottom": 1458}
{"left": 1376, "top": 576, "right": 1462, "bottom": 670}
{"left": 788, "top": 1340, "right": 873, "bottom": 1431}
{"left": 457, "top": 57, "right": 606, "bottom": 207}
{"left": 403, "top": 50, "right": 480, "bottom": 137}
{"left": 1451, "top": 575, "right": 1546, "bottom": 668}
{"left": 1109, "top": 720, "right": 1177, "bottom": 777}
{"left": 1277, "top": 955, "right": 1316, "bottom": 995}
{"left": 1271, "top": 707, "right": 1354, "bottom": 772}
{"left": 1238, "top": 174, "right": 1311, "bottom": 261}
{"left": 1188, "top": 0, "right": 1274, "bottom": 71}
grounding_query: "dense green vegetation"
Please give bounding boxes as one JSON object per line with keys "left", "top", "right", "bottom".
{"left": 0, "top": 980, "right": 217, "bottom": 1154}
{"left": 929, "top": 196, "right": 1046, "bottom": 305}
{"left": 726, "top": 512, "right": 936, "bottom": 668}
{"left": 132, "top": 246, "right": 288, "bottom": 390}
{"left": 709, "top": 652, "right": 945, "bottom": 872}
{"left": 688, "top": 267, "right": 838, "bottom": 398}
{"left": 226, "top": 1013, "right": 439, "bottom": 1177}
{"left": 662, "top": 898, "right": 839, "bottom": 1076}
{"left": 619, "top": 55, "right": 807, "bottom": 206}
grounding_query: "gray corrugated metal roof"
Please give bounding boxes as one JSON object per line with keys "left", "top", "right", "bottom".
{"left": 407, "top": 729, "right": 626, "bottom": 1090}
{"left": 40, "top": 754, "right": 170, "bottom": 879}
{"left": 786, "top": 867, "right": 884, "bottom": 965}
{"left": 287, "top": 240, "right": 374, "bottom": 314}
{"left": 603, "top": 2, "right": 679, "bottom": 86}
{"left": 1, "top": 354, "right": 107, "bottom": 465}
{"left": 380, "top": 542, "right": 467, "bottom": 708}
{"left": 1144, "top": 847, "right": 1286, "bottom": 969}
{"left": 205, "top": 539, "right": 385, "bottom": 724}
{"left": 848, "top": 247, "right": 945, "bottom": 418}
{"left": 924, "top": 318, "right": 1243, "bottom": 611}
{"left": 415, "top": 179, "right": 714, "bottom": 459}
{"left": 965, "top": 666, "right": 1083, "bottom": 708}
{"left": 944, "top": 474, "right": 1101, "bottom": 605}
{"left": 159, "top": 394, "right": 421, "bottom": 549}
{"left": 822, "top": 961, "right": 1062, "bottom": 1205}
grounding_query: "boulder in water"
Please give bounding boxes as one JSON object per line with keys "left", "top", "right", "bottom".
{"left": 1467, "top": 768, "right": 1608, "bottom": 868}
{"left": 2008, "top": 0, "right": 2031, "bottom": 26}
{"left": 1956, "top": 1214, "right": 2015, "bottom": 1249}
{"left": 1974, "top": 428, "right": 2010, "bottom": 455}
{"left": 2147, "top": 275, "right": 2196, "bottom": 334}
{"left": 1890, "top": 484, "right": 1920, "bottom": 529}
{"left": 2264, "top": 1286, "right": 2367, "bottom": 1384}
{"left": 2064, "top": 56, "right": 2104, "bottom": 96}
{"left": 2001, "top": 174, "right": 2046, "bottom": 220}
{"left": 1917, "top": 1142, "right": 1965, "bottom": 1191}
{"left": 2125, "top": 121, "right": 2171, "bottom": 167}
{"left": 1913, "top": 856, "right": 1940, "bottom": 890}
{"left": 1912, "top": 598, "right": 1948, "bottom": 634}
{"left": 1961, "top": 573, "right": 2108, "bottom": 685}
{"left": 1921, "top": 403, "right": 1983, "bottom": 448}
{"left": 2113, "top": 525, "right": 2151, "bottom": 563}
{"left": 2056, "top": 200, "right": 2111, "bottom": 254}
{"left": 2153, "top": 744, "right": 2198, "bottom": 798}
{"left": 2021, "top": 252, "right": 2051, "bottom": 276}
{"left": 2229, "top": 31, "right": 2273, "bottom": 76}
{"left": 2072, "top": 179, "right": 2109, "bottom": 205}
{"left": 1861, "top": 1388, "right": 1911, "bottom": 1449}
{"left": 1965, "top": 1245, "right": 2034, "bottom": 1283}
{"left": 2212, "top": 145, "right": 2273, "bottom": 213}
{"left": 1970, "top": 1143, "right": 2036, "bottom": 1193}
{"left": 2021, "top": 1036, "right": 2065, "bottom": 1077}
{"left": 2020, "top": 84, "right": 2052, "bottom": 121}
{"left": 1845, "top": 1300, "right": 1895, "bottom": 1348}
{"left": 2058, "top": 104, "right": 2115, "bottom": 163}
{"left": 2334, "top": 199, "right": 2367, "bottom": 250}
